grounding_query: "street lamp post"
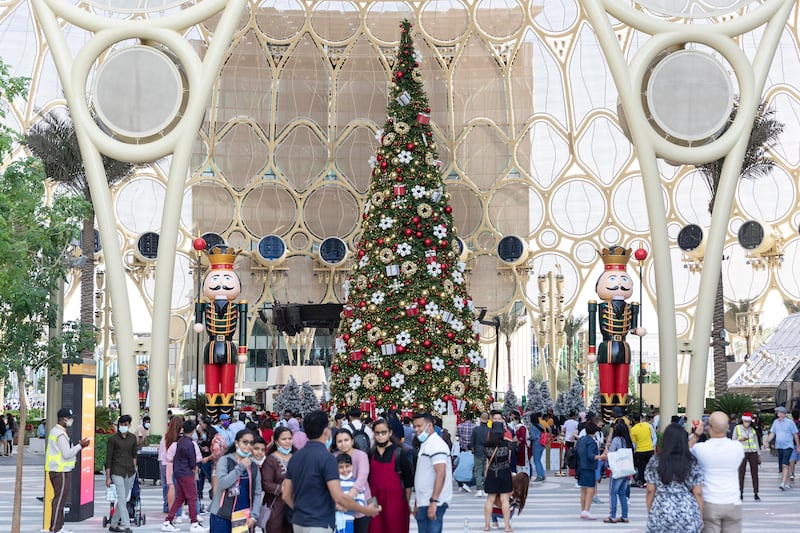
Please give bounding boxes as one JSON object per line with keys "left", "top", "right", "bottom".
{"left": 736, "top": 311, "right": 761, "bottom": 361}
{"left": 537, "top": 270, "right": 566, "bottom": 399}
{"left": 95, "top": 269, "right": 113, "bottom": 407}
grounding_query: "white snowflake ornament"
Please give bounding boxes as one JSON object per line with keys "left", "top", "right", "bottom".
{"left": 349, "top": 375, "right": 362, "bottom": 390}
{"left": 431, "top": 356, "right": 445, "bottom": 371}
{"left": 427, "top": 262, "right": 442, "bottom": 277}
{"left": 390, "top": 373, "right": 405, "bottom": 388}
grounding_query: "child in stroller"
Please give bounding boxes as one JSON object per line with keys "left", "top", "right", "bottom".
{"left": 103, "top": 473, "right": 147, "bottom": 528}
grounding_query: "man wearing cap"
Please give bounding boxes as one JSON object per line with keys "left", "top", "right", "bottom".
{"left": 45, "top": 408, "right": 90, "bottom": 533}
{"left": 762, "top": 405, "right": 800, "bottom": 490}
{"left": 733, "top": 412, "right": 761, "bottom": 501}
{"left": 215, "top": 414, "right": 234, "bottom": 446}
{"left": 690, "top": 411, "right": 744, "bottom": 532}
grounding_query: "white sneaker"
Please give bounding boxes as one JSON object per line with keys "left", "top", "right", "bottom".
{"left": 190, "top": 523, "right": 209, "bottom": 532}
{"left": 475, "top": 489, "right": 485, "bottom": 498}
{"left": 161, "top": 521, "right": 179, "bottom": 532}
{"left": 173, "top": 516, "right": 184, "bottom": 524}
{"left": 461, "top": 483, "right": 472, "bottom": 493}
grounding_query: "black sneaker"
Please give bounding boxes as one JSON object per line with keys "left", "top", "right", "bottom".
{"left": 109, "top": 526, "right": 124, "bottom": 533}
{"left": 754, "top": 494, "right": 761, "bottom": 501}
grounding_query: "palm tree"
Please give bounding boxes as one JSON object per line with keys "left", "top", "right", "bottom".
{"left": 26, "top": 109, "right": 135, "bottom": 359}
{"left": 497, "top": 309, "right": 527, "bottom": 386}
{"left": 695, "top": 100, "right": 783, "bottom": 397}
{"left": 783, "top": 299, "right": 800, "bottom": 314}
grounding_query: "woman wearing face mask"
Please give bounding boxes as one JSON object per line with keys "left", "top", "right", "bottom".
{"left": 159, "top": 417, "right": 185, "bottom": 517}
{"left": 209, "top": 429, "right": 263, "bottom": 533}
{"left": 335, "top": 428, "right": 372, "bottom": 533}
{"left": 367, "top": 419, "right": 413, "bottom": 533}
{"left": 258, "top": 428, "right": 295, "bottom": 533}
{"left": 162, "top": 420, "right": 205, "bottom": 532}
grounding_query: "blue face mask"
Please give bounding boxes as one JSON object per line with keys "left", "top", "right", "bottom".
{"left": 324, "top": 437, "right": 332, "bottom": 449}
{"left": 417, "top": 426, "right": 430, "bottom": 443}
{"left": 236, "top": 447, "right": 251, "bottom": 458}
{"left": 277, "top": 445, "right": 292, "bottom": 454}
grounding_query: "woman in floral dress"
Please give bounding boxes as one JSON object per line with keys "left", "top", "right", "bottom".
{"left": 644, "top": 424, "right": 704, "bottom": 533}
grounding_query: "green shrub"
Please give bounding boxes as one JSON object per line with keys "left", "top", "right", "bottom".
{"left": 708, "top": 393, "right": 754, "bottom": 416}
{"left": 94, "top": 433, "right": 110, "bottom": 474}
{"left": 147, "top": 434, "right": 162, "bottom": 446}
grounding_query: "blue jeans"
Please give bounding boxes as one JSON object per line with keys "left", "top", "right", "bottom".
{"left": 415, "top": 503, "right": 448, "bottom": 533}
{"left": 159, "top": 463, "right": 182, "bottom": 516}
{"left": 609, "top": 477, "right": 629, "bottom": 519}
{"left": 532, "top": 444, "right": 545, "bottom": 478}
{"left": 197, "top": 460, "right": 213, "bottom": 500}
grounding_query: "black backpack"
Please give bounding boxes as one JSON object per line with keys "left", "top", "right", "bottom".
{"left": 565, "top": 447, "right": 578, "bottom": 470}
{"left": 348, "top": 423, "right": 371, "bottom": 452}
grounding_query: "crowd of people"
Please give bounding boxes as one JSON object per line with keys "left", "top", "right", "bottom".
{"left": 37, "top": 401, "right": 800, "bottom": 533}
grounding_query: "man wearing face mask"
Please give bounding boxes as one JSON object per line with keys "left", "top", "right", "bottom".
{"left": 106, "top": 415, "right": 139, "bottom": 532}
{"left": 412, "top": 412, "right": 453, "bottom": 533}
{"left": 137, "top": 415, "right": 151, "bottom": 448}
{"left": 284, "top": 410, "right": 380, "bottom": 532}
{"left": 45, "top": 407, "right": 90, "bottom": 533}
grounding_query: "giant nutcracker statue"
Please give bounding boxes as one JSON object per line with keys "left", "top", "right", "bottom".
{"left": 587, "top": 245, "right": 645, "bottom": 420}
{"left": 193, "top": 244, "right": 248, "bottom": 421}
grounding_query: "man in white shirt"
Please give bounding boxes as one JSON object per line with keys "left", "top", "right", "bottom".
{"left": 412, "top": 412, "right": 453, "bottom": 533}
{"left": 689, "top": 410, "right": 744, "bottom": 533}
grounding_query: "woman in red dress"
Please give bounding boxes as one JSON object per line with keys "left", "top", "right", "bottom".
{"left": 367, "top": 419, "right": 413, "bottom": 533}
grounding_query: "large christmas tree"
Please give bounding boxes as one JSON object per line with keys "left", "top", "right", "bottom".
{"left": 329, "top": 20, "right": 490, "bottom": 418}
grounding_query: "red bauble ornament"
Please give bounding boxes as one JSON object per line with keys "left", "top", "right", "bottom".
{"left": 358, "top": 249, "right": 365, "bottom": 258}
{"left": 415, "top": 231, "right": 423, "bottom": 238}
{"left": 331, "top": 365, "right": 339, "bottom": 373}
{"left": 412, "top": 216, "right": 420, "bottom": 224}
{"left": 418, "top": 316, "right": 426, "bottom": 324}
{"left": 382, "top": 370, "right": 391, "bottom": 378}
{"left": 383, "top": 385, "right": 391, "bottom": 393}
{"left": 380, "top": 160, "right": 388, "bottom": 169}
{"left": 377, "top": 238, "right": 384, "bottom": 245}
{"left": 395, "top": 70, "right": 404, "bottom": 78}
{"left": 342, "top": 334, "right": 351, "bottom": 342}
{"left": 396, "top": 176, "right": 403, "bottom": 182}
{"left": 365, "top": 323, "right": 372, "bottom": 330}
{"left": 376, "top": 339, "right": 383, "bottom": 346}
{"left": 445, "top": 205, "right": 452, "bottom": 214}
{"left": 422, "top": 339, "right": 432, "bottom": 348}
{"left": 360, "top": 362, "right": 369, "bottom": 371}
{"left": 424, "top": 238, "right": 432, "bottom": 247}
{"left": 404, "top": 228, "right": 413, "bottom": 236}
{"left": 440, "top": 240, "right": 448, "bottom": 248}
{"left": 406, "top": 142, "right": 415, "bottom": 150}
{"left": 192, "top": 238, "right": 207, "bottom": 251}
{"left": 418, "top": 298, "right": 427, "bottom": 306}
{"left": 446, "top": 332, "right": 455, "bottom": 340}
{"left": 396, "top": 345, "right": 405, "bottom": 354}
{"left": 359, "top": 301, "right": 367, "bottom": 308}
{"left": 423, "top": 363, "right": 432, "bottom": 371}
{"left": 635, "top": 248, "right": 649, "bottom": 261}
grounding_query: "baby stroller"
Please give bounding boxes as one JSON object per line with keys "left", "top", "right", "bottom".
{"left": 102, "top": 473, "right": 147, "bottom": 527}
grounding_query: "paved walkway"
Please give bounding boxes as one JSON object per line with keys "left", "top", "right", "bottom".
{"left": 1, "top": 447, "right": 797, "bottom": 532}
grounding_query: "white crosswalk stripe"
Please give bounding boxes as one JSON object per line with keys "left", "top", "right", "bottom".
{"left": 1, "top": 452, "right": 798, "bottom": 532}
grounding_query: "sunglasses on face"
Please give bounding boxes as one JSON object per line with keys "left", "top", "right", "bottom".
{"left": 374, "top": 430, "right": 389, "bottom": 436}
{"left": 240, "top": 440, "right": 253, "bottom": 445}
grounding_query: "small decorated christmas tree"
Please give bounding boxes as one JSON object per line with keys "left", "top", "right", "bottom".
{"left": 540, "top": 380, "right": 555, "bottom": 413}
{"left": 502, "top": 384, "right": 519, "bottom": 416}
{"left": 329, "top": 20, "right": 490, "bottom": 418}
{"left": 556, "top": 377, "right": 584, "bottom": 417}
{"left": 273, "top": 375, "right": 302, "bottom": 415}
{"left": 525, "top": 379, "right": 544, "bottom": 415}
{"left": 589, "top": 387, "right": 601, "bottom": 414}
{"left": 299, "top": 380, "right": 320, "bottom": 416}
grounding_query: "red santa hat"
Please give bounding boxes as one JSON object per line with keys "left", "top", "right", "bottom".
{"left": 741, "top": 412, "right": 753, "bottom": 422}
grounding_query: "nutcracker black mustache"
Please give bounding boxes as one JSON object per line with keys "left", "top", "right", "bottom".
{"left": 209, "top": 284, "right": 236, "bottom": 291}
{"left": 605, "top": 285, "right": 631, "bottom": 291}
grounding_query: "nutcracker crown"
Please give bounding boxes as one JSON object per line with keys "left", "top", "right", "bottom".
{"left": 599, "top": 245, "right": 631, "bottom": 271}
{"left": 206, "top": 244, "right": 239, "bottom": 269}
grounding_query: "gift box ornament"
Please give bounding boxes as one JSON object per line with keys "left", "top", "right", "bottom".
{"left": 458, "top": 364, "right": 470, "bottom": 377}
{"left": 441, "top": 311, "right": 454, "bottom": 323}
{"left": 431, "top": 187, "right": 443, "bottom": 202}
{"left": 401, "top": 408, "right": 413, "bottom": 419}
{"left": 350, "top": 349, "right": 364, "bottom": 361}
{"left": 425, "top": 250, "right": 437, "bottom": 264}
{"left": 393, "top": 184, "right": 406, "bottom": 196}
{"left": 386, "top": 264, "right": 400, "bottom": 277}
{"left": 343, "top": 306, "right": 354, "bottom": 318}
{"left": 381, "top": 343, "right": 397, "bottom": 355}
{"left": 416, "top": 112, "right": 431, "bottom": 125}
{"left": 396, "top": 91, "right": 411, "bottom": 105}
{"left": 405, "top": 303, "right": 419, "bottom": 316}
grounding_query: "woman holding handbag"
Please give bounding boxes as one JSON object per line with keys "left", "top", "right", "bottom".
{"left": 601, "top": 419, "right": 633, "bottom": 523}
{"left": 209, "top": 429, "right": 263, "bottom": 533}
{"left": 258, "top": 427, "right": 294, "bottom": 533}
{"left": 483, "top": 414, "right": 514, "bottom": 532}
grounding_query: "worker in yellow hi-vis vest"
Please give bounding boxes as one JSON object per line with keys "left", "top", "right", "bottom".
{"left": 45, "top": 408, "right": 90, "bottom": 533}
